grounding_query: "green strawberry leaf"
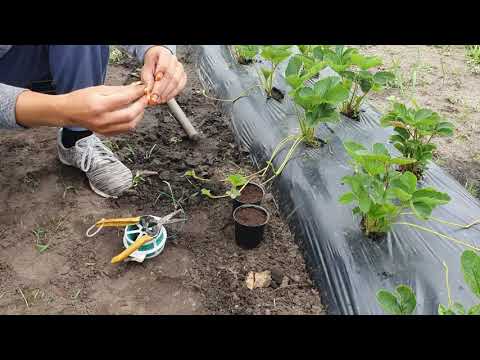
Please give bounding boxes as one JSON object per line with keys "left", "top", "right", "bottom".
{"left": 227, "top": 174, "right": 248, "bottom": 188}
{"left": 461, "top": 250, "right": 480, "bottom": 299}
{"left": 339, "top": 192, "right": 356, "bottom": 204}
{"left": 376, "top": 290, "right": 402, "bottom": 315}
{"left": 396, "top": 285, "right": 416, "bottom": 315}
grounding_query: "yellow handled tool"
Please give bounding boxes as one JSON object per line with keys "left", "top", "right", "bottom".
{"left": 95, "top": 217, "right": 141, "bottom": 227}
{"left": 111, "top": 234, "right": 153, "bottom": 264}
{"left": 86, "top": 210, "right": 185, "bottom": 264}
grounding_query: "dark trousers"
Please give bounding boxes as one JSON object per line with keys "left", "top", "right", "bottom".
{"left": 0, "top": 45, "right": 110, "bottom": 131}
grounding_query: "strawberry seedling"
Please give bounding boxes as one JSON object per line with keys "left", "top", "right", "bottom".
{"left": 381, "top": 101, "right": 455, "bottom": 177}
{"left": 201, "top": 174, "right": 248, "bottom": 200}
{"left": 339, "top": 141, "right": 450, "bottom": 237}
{"left": 317, "top": 46, "right": 394, "bottom": 119}
{"left": 256, "top": 45, "right": 293, "bottom": 101}
{"left": 376, "top": 285, "right": 417, "bottom": 315}
{"left": 339, "top": 52, "right": 394, "bottom": 119}
{"left": 285, "top": 53, "right": 350, "bottom": 146}
{"left": 185, "top": 171, "right": 249, "bottom": 200}
{"left": 290, "top": 75, "right": 350, "bottom": 146}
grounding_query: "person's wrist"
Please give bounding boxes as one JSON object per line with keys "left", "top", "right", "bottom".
{"left": 53, "top": 93, "right": 74, "bottom": 127}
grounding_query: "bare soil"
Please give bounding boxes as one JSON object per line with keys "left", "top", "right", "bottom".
{"left": 0, "top": 46, "right": 323, "bottom": 315}
{"left": 359, "top": 45, "right": 480, "bottom": 197}
{"left": 235, "top": 207, "right": 268, "bottom": 226}
{"left": 238, "top": 183, "right": 263, "bottom": 204}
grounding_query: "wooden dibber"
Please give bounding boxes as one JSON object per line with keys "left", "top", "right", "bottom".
{"left": 167, "top": 98, "right": 201, "bottom": 141}
{"left": 151, "top": 72, "right": 201, "bottom": 141}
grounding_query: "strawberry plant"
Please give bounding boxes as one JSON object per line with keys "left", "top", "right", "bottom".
{"left": 339, "top": 141, "right": 450, "bottom": 237}
{"left": 185, "top": 171, "right": 249, "bottom": 200}
{"left": 339, "top": 52, "right": 394, "bottom": 119}
{"left": 320, "top": 45, "right": 358, "bottom": 73}
{"left": 290, "top": 75, "right": 350, "bottom": 146}
{"left": 233, "top": 45, "right": 259, "bottom": 65}
{"left": 376, "top": 250, "right": 480, "bottom": 315}
{"left": 285, "top": 54, "right": 349, "bottom": 146}
{"left": 376, "top": 285, "right": 417, "bottom": 315}
{"left": 318, "top": 46, "right": 394, "bottom": 119}
{"left": 380, "top": 101, "right": 455, "bottom": 177}
{"left": 297, "top": 45, "right": 332, "bottom": 62}
{"left": 256, "top": 45, "right": 293, "bottom": 100}
{"left": 284, "top": 54, "right": 327, "bottom": 91}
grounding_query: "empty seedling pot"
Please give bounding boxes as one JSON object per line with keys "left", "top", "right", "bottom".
{"left": 233, "top": 204, "right": 270, "bottom": 250}
{"left": 232, "top": 182, "right": 265, "bottom": 212}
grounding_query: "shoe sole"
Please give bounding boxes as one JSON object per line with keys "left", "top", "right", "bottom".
{"left": 58, "top": 151, "right": 118, "bottom": 199}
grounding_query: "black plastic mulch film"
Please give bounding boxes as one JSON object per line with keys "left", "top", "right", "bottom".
{"left": 193, "top": 45, "right": 480, "bottom": 315}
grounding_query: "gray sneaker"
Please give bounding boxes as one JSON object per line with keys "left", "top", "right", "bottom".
{"left": 57, "top": 129, "right": 133, "bottom": 198}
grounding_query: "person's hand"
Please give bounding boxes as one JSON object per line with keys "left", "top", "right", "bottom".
{"left": 141, "top": 46, "right": 187, "bottom": 105}
{"left": 60, "top": 82, "right": 148, "bottom": 136}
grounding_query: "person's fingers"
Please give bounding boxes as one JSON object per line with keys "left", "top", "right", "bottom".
{"left": 151, "top": 57, "right": 177, "bottom": 102}
{"left": 158, "top": 65, "right": 183, "bottom": 103}
{"left": 165, "top": 72, "right": 187, "bottom": 102}
{"left": 141, "top": 53, "right": 157, "bottom": 95}
{"left": 98, "top": 82, "right": 142, "bottom": 95}
{"left": 97, "top": 95, "right": 147, "bottom": 129}
{"left": 99, "top": 84, "right": 146, "bottom": 112}
{"left": 154, "top": 52, "right": 174, "bottom": 78}
{"left": 101, "top": 110, "right": 145, "bottom": 136}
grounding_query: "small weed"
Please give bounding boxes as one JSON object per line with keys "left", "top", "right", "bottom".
{"left": 386, "top": 58, "right": 406, "bottom": 90}
{"left": 126, "top": 144, "right": 136, "bottom": 163}
{"left": 144, "top": 144, "right": 158, "bottom": 160}
{"left": 62, "top": 185, "right": 77, "bottom": 199}
{"left": 104, "top": 139, "right": 120, "bottom": 152}
{"left": 465, "top": 180, "right": 479, "bottom": 198}
{"left": 132, "top": 172, "right": 145, "bottom": 187}
{"left": 32, "top": 226, "right": 50, "bottom": 253}
{"left": 32, "top": 226, "right": 46, "bottom": 242}
{"left": 36, "top": 244, "right": 50, "bottom": 253}
{"left": 385, "top": 50, "right": 424, "bottom": 102}
{"left": 109, "top": 46, "right": 127, "bottom": 65}
{"left": 72, "top": 289, "right": 81, "bottom": 300}
{"left": 465, "top": 45, "right": 480, "bottom": 64}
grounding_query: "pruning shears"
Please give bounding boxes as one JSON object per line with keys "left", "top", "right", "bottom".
{"left": 87, "top": 209, "right": 185, "bottom": 264}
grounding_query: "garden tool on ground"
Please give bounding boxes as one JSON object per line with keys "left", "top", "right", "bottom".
{"left": 86, "top": 209, "right": 186, "bottom": 264}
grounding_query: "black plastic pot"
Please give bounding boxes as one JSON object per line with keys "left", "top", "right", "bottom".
{"left": 232, "top": 182, "right": 265, "bottom": 212}
{"left": 233, "top": 204, "right": 270, "bottom": 250}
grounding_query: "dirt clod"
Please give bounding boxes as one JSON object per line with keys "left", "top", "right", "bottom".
{"left": 246, "top": 271, "right": 272, "bottom": 290}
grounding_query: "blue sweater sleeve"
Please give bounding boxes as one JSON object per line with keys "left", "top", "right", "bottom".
{"left": 118, "top": 45, "right": 176, "bottom": 63}
{"left": 0, "top": 83, "right": 28, "bottom": 129}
